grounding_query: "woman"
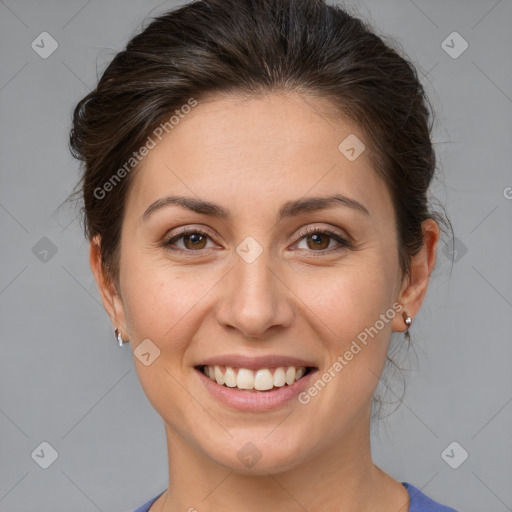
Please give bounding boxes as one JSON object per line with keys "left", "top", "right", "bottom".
{"left": 68, "top": 0, "right": 457, "bottom": 510}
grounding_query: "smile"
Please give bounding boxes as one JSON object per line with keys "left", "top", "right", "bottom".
{"left": 198, "top": 365, "right": 313, "bottom": 392}
{"left": 194, "top": 359, "right": 318, "bottom": 411}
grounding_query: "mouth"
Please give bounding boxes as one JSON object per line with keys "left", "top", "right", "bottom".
{"left": 194, "top": 364, "right": 317, "bottom": 393}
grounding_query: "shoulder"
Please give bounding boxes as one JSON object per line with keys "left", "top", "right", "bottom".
{"left": 131, "top": 491, "right": 164, "bottom": 512}
{"left": 402, "top": 482, "right": 459, "bottom": 512}
{"left": 132, "top": 484, "right": 459, "bottom": 512}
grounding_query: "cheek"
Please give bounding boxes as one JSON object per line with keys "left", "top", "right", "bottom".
{"left": 293, "top": 262, "right": 397, "bottom": 430}
{"left": 296, "top": 257, "right": 396, "bottom": 345}
{"left": 119, "top": 257, "right": 216, "bottom": 349}
{"left": 120, "top": 263, "right": 206, "bottom": 417}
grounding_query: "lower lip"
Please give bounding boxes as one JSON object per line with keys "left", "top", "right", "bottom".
{"left": 195, "top": 367, "right": 317, "bottom": 412}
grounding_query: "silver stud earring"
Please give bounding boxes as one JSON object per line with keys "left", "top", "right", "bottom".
{"left": 402, "top": 311, "right": 412, "bottom": 341}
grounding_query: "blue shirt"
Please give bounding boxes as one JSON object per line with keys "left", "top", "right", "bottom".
{"left": 132, "top": 482, "right": 458, "bottom": 511}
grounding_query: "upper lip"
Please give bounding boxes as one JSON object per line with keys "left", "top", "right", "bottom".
{"left": 195, "top": 354, "right": 318, "bottom": 370}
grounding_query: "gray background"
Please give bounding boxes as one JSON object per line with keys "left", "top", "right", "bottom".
{"left": 1, "top": 0, "right": 511, "bottom": 511}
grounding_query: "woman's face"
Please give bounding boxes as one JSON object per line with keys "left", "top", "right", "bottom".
{"left": 97, "top": 92, "right": 417, "bottom": 473}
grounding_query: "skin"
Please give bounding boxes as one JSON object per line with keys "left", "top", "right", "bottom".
{"left": 90, "top": 91, "right": 439, "bottom": 512}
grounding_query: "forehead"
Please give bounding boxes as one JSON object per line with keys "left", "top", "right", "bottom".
{"left": 124, "top": 92, "right": 394, "bottom": 224}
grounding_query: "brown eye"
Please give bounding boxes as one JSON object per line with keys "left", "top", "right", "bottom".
{"left": 164, "top": 229, "right": 215, "bottom": 252}
{"left": 294, "top": 227, "right": 351, "bottom": 253}
{"left": 304, "top": 232, "right": 331, "bottom": 250}
{"left": 181, "top": 232, "right": 208, "bottom": 250}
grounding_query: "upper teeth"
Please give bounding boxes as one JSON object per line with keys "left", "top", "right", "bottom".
{"left": 203, "top": 365, "right": 307, "bottom": 390}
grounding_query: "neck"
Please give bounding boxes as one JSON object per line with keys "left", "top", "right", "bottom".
{"left": 152, "top": 406, "right": 408, "bottom": 512}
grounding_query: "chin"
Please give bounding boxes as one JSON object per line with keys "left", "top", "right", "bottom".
{"left": 203, "top": 433, "right": 310, "bottom": 475}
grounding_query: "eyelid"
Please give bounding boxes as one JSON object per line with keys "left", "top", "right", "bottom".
{"left": 167, "top": 224, "right": 217, "bottom": 240}
{"left": 294, "top": 223, "right": 348, "bottom": 240}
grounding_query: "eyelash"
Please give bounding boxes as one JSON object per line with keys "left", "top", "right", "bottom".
{"left": 162, "top": 226, "right": 352, "bottom": 256}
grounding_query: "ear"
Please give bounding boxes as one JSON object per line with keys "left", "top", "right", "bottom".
{"left": 89, "top": 235, "right": 129, "bottom": 341}
{"left": 391, "top": 218, "right": 440, "bottom": 333}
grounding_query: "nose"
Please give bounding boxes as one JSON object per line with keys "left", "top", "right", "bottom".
{"left": 214, "top": 247, "right": 294, "bottom": 339}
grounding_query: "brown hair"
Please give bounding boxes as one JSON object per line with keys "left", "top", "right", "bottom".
{"left": 67, "top": 0, "right": 450, "bottom": 417}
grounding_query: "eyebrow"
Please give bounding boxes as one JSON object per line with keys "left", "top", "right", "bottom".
{"left": 141, "top": 193, "right": 370, "bottom": 223}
